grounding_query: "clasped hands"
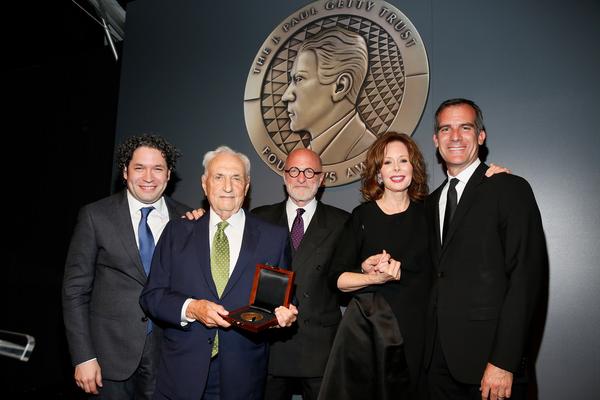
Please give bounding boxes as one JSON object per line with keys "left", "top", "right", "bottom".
{"left": 186, "top": 299, "right": 298, "bottom": 328}
{"left": 360, "top": 249, "right": 401, "bottom": 283}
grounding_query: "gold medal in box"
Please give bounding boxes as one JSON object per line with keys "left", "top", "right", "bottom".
{"left": 224, "top": 264, "right": 295, "bottom": 333}
{"left": 240, "top": 312, "right": 263, "bottom": 323}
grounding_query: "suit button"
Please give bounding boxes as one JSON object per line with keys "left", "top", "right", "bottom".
{"left": 316, "top": 265, "right": 322, "bottom": 271}
{"left": 141, "top": 316, "right": 148, "bottom": 322}
{"left": 303, "top": 292, "right": 310, "bottom": 298}
{"left": 208, "top": 338, "right": 213, "bottom": 344}
{"left": 436, "top": 271, "right": 444, "bottom": 278}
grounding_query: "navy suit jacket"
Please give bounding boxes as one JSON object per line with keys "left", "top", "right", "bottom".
{"left": 140, "top": 211, "right": 290, "bottom": 400}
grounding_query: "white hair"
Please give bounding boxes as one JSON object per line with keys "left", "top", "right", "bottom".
{"left": 202, "top": 145, "right": 251, "bottom": 178}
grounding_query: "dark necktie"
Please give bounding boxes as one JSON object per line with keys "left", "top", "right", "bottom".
{"left": 290, "top": 208, "right": 305, "bottom": 250}
{"left": 442, "top": 178, "right": 459, "bottom": 244}
{"left": 138, "top": 206, "right": 155, "bottom": 334}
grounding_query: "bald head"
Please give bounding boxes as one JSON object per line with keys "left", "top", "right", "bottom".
{"left": 283, "top": 148, "right": 324, "bottom": 207}
{"left": 285, "top": 148, "right": 322, "bottom": 171}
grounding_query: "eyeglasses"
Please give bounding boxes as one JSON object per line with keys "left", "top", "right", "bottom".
{"left": 284, "top": 167, "right": 322, "bottom": 179}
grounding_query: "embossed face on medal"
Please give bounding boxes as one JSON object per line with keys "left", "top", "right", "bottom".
{"left": 245, "top": 0, "right": 429, "bottom": 187}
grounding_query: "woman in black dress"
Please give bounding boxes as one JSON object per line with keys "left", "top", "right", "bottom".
{"left": 319, "top": 132, "right": 432, "bottom": 400}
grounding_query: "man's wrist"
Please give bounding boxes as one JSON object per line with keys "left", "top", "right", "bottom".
{"left": 77, "top": 358, "right": 97, "bottom": 367}
{"left": 181, "top": 298, "right": 196, "bottom": 326}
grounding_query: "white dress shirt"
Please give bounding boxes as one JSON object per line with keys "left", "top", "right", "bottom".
{"left": 285, "top": 197, "right": 318, "bottom": 233}
{"left": 126, "top": 191, "right": 170, "bottom": 249}
{"left": 181, "top": 208, "right": 247, "bottom": 324}
{"left": 438, "top": 159, "right": 481, "bottom": 242}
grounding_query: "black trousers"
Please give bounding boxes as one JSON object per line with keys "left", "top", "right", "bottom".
{"left": 264, "top": 375, "right": 322, "bottom": 400}
{"left": 201, "top": 355, "right": 221, "bottom": 400}
{"left": 95, "top": 330, "right": 160, "bottom": 400}
{"left": 427, "top": 329, "right": 527, "bottom": 400}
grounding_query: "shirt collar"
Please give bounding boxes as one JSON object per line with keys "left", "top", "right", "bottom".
{"left": 286, "top": 196, "right": 317, "bottom": 216}
{"left": 126, "top": 190, "right": 168, "bottom": 218}
{"left": 447, "top": 158, "right": 481, "bottom": 185}
{"left": 209, "top": 207, "right": 245, "bottom": 228}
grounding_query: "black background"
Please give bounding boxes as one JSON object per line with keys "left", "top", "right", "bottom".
{"left": 3, "top": 1, "right": 127, "bottom": 397}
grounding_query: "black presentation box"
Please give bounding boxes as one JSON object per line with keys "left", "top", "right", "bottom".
{"left": 224, "top": 264, "right": 295, "bottom": 333}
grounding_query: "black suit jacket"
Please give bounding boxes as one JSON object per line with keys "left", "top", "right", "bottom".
{"left": 424, "top": 163, "right": 547, "bottom": 384}
{"left": 62, "top": 190, "right": 190, "bottom": 380}
{"left": 252, "top": 201, "right": 349, "bottom": 377}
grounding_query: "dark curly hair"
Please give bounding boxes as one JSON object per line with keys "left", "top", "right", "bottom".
{"left": 116, "top": 133, "right": 181, "bottom": 173}
{"left": 360, "top": 132, "right": 429, "bottom": 202}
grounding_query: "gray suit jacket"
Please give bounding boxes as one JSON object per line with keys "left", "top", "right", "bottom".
{"left": 252, "top": 201, "right": 349, "bottom": 377}
{"left": 62, "top": 190, "right": 190, "bottom": 380}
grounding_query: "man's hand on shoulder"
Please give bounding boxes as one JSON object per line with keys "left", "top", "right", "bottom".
{"left": 485, "top": 163, "right": 511, "bottom": 177}
{"left": 186, "top": 299, "right": 231, "bottom": 328}
{"left": 182, "top": 208, "right": 205, "bottom": 220}
{"left": 480, "top": 362, "right": 513, "bottom": 400}
{"left": 74, "top": 359, "right": 102, "bottom": 394}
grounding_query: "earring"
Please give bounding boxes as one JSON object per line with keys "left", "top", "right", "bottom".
{"left": 376, "top": 173, "right": 383, "bottom": 184}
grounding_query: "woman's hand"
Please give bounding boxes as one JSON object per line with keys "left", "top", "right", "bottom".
{"left": 361, "top": 250, "right": 391, "bottom": 274}
{"left": 485, "top": 163, "right": 511, "bottom": 177}
{"left": 371, "top": 254, "right": 401, "bottom": 283}
{"left": 339, "top": 251, "right": 401, "bottom": 292}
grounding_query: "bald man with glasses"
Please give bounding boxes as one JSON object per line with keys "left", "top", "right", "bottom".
{"left": 253, "top": 148, "right": 350, "bottom": 400}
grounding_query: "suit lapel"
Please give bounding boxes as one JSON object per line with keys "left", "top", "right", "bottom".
{"left": 430, "top": 184, "right": 444, "bottom": 255}
{"left": 293, "top": 202, "right": 328, "bottom": 268}
{"left": 442, "top": 163, "right": 488, "bottom": 252}
{"left": 274, "top": 203, "right": 292, "bottom": 255}
{"left": 165, "top": 196, "right": 188, "bottom": 220}
{"left": 221, "top": 215, "right": 259, "bottom": 299}
{"left": 113, "top": 191, "right": 147, "bottom": 284}
{"left": 275, "top": 203, "right": 301, "bottom": 258}
{"left": 274, "top": 202, "right": 288, "bottom": 228}
{"left": 165, "top": 197, "right": 179, "bottom": 220}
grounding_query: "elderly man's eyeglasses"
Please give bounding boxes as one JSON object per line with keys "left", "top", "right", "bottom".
{"left": 284, "top": 167, "right": 322, "bottom": 179}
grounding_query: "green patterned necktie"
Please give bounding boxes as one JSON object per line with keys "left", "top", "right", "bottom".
{"left": 210, "top": 220, "right": 230, "bottom": 357}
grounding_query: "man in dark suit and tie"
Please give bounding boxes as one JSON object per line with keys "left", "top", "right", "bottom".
{"left": 424, "top": 99, "right": 547, "bottom": 400}
{"left": 62, "top": 134, "right": 191, "bottom": 398}
{"left": 252, "top": 148, "right": 349, "bottom": 400}
{"left": 140, "top": 146, "right": 298, "bottom": 400}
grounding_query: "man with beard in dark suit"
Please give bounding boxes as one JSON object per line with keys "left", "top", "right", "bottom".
{"left": 63, "top": 134, "right": 191, "bottom": 398}
{"left": 424, "top": 99, "right": 547, "bottom": 400}
{"left": 253, "top": 148, "right": 349, "bottom": 400}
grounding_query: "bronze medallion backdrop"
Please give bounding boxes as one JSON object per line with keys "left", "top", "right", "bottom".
{"left": 245, "top": 0, "right": 429, "bottom": 186}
